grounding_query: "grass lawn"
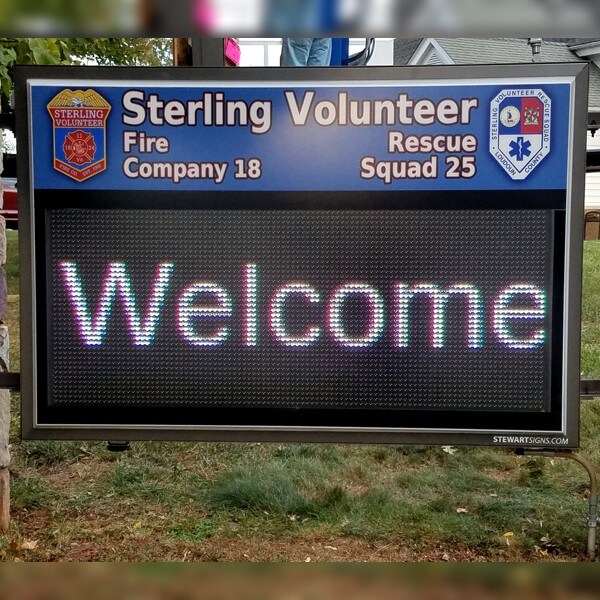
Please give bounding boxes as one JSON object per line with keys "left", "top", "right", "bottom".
{"left": 2, "top": 230, "right": 600, "bottom": 562}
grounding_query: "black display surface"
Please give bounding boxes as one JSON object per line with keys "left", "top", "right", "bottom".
{"left": 39, "top": 191, "right": 562, "bottom": 427}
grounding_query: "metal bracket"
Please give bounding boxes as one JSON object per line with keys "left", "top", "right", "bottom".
{"left": 106, "top": 441, "right": 130, "bottom": 452}
{"left": 516, "top": 448, "right": 598, "bottom": 560}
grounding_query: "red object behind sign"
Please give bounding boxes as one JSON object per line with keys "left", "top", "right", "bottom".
{"left": 1, "top": 180, "right": 17, "bottom": 228}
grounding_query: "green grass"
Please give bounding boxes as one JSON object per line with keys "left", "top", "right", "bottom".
{"left": 582, "top": 241, "right": 600, "bottom": 376}
{"left": 5, "top": 230, "right": 18, "bottom": 296}
{"left": 1, "top": 235, "right": 600, "bottom": 561}
{"left": 11, "top": 475, "right": 61, "bottom": 509}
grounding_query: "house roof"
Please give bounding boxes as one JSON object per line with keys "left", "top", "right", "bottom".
{"left": 393, "top": 38, "right": 423, "bottom": 66}
{"left": 394, "top": 37, "right": 600, "bottom": 110}
{"left": 434, "top": 37, "right": 587, "bottom": 64}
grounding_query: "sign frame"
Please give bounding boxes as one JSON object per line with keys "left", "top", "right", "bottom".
{"left": 16, "top": 63, "right": 588, "bottom": 446}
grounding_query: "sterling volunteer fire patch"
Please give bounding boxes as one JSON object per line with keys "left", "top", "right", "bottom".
{"left": 490, "top": 88, "right": 551, "bottom": 180}
{"left": 47, "top": 89, "right": 111, "bottom": 182}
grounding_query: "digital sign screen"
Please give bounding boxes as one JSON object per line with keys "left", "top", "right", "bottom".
{"left": 48, "top": 202, "right": 553, "bottom": 412}
{"left": 17, "top": 65, "right": 586, "bottom": 446}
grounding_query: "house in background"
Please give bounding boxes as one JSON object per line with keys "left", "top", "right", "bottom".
{"left": 395, "top": 38, "right": 600, "bottom": 219}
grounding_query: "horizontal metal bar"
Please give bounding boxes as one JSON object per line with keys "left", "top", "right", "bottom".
{"left": 0, "top": 372, "right": 20, "bottom": 391}
{"left": 580, "top": 379, "right": 600, "bottom": 399}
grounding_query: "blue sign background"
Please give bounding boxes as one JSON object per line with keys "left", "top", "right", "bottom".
{"left": 30, "top": 82, "right": 571, "bottom": 191}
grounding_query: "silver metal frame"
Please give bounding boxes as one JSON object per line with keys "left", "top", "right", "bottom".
{"left": 15, "top": 63, "right": 589, "bottom": 446}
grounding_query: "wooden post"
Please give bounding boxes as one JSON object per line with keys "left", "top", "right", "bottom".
{"left": 0, "top": 127, "right": 9, "bottom": 532}
{"left": 173, "top": 39, "right": 192, "bottom": 66}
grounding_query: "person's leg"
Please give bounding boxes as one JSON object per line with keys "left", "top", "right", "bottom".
{"left": 306, "top": 38, "right": 332, "bottom": 66}
{"left": 280, "top": 38, "right": 312, "bottom": 66}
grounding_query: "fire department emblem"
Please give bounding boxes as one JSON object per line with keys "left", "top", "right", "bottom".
{"left": 47, "top": 89, "right": 111, "bottom": 182}
{"left": 490, "top": 89, "right": 551, "bottom": 181}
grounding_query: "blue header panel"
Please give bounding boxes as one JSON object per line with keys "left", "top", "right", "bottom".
{"left": 30, "top": 79, "right": 571, "bottom": 192}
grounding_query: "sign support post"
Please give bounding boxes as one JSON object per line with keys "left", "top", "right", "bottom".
{"left": 516, "top": 449, "right": 598, "bottom": 559}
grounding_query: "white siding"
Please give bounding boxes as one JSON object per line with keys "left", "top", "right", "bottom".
{"left": 586, "top": 131, "right": 600, "bottom": 209}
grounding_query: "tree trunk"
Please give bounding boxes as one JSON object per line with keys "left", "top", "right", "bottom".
{"left": 0, "top": 128, "right": 10, "bottom": 532}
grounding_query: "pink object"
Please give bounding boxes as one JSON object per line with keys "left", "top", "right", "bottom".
{"left": 194, "top": 0, "right": 215, "bottom": 29}
{"left": 225, "top": 38, "right": 241, "bottom": 66}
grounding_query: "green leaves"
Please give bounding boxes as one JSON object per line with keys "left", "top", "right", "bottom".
{"left": 27, "top": 38, "right": 62, "bottom": 65}
{"left": 0, "top": 45, "right": 17, "bottom": 98}
{"left": 0, "top": 38, "right": 66, "bottom": 103}
{"left": 0, "top": 38, "right": 173, "bottom": 104}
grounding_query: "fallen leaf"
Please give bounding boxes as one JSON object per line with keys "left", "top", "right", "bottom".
{"left": 305, "top": 557, "right": 311, "bottom": 562}
{"left": 20, "top": 540, "right": 38, "bottom": 551}
{"left": 442, "top": 446, "right": 457, "bottom": 455}
{"left": 288, "top": 515, "right": 297, "bottom": 521}
{"left": 442, "top": 553, "right": 450, "bottom": 561}
{"left": 324, "top": 546, "right": 337, "bottom": 550}
{"left": 502, "top": 532, "right": 514, "bottom": 537}
{"left": 133, "top": 521, "right": 142, "bottom": 529}
{"left": 456, "top": 508, "right": 468, "bottom": 514}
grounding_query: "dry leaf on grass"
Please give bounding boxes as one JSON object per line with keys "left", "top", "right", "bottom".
{"left": 20, "top": 540, "right": 39, "bottom": 551}
{"left": 456, "top": 508, "right": 468, "bottom": 514}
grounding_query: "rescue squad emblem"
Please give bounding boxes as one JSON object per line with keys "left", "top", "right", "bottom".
{"left": 490, "top": 89, "right": 551, "bottom": 180}
{"left": 47, "top": 89, "right": 111, "bottom": 182}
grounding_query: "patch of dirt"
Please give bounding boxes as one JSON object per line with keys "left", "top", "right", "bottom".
{"left": 484, "top": 468, "right": 517, "bottom": 483}
{"left": 5, "top": 503, "right": 587, "bottom": 563}
{"left": 43, "top": 458, "right": 114, "bottom": 488}
{"left": 5, "top": 507, "right": 583, "bottom": 562}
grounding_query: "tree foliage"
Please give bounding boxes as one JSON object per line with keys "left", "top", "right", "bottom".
{"left": 0, "top": 38, "right": 172, "bottom": 103}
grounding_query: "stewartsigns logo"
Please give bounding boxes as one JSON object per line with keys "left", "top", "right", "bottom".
{"left": 47, "top": 89, "right": 111, "bottom": 182}
{"left": 490, "top": 89, "right": 551, "bottom": 180}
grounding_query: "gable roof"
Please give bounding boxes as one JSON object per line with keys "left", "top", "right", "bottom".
{"left": 393, "top": 38, "right": 423, "bottom": 66}
{"left": 395, "top": 37, "right": 600, "bottom": 110}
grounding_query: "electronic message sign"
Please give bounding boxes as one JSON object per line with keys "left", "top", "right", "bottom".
{"left": 16, "top": 64, "right": 587, "bottom": 446}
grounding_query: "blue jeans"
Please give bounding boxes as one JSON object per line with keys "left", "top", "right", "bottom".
{"left": 280, "top": 38, "right": 332, "bottom": 67}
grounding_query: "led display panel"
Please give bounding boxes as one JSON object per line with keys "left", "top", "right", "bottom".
{"left": 17, "top": 65, "right": 587, "bottom": 446}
